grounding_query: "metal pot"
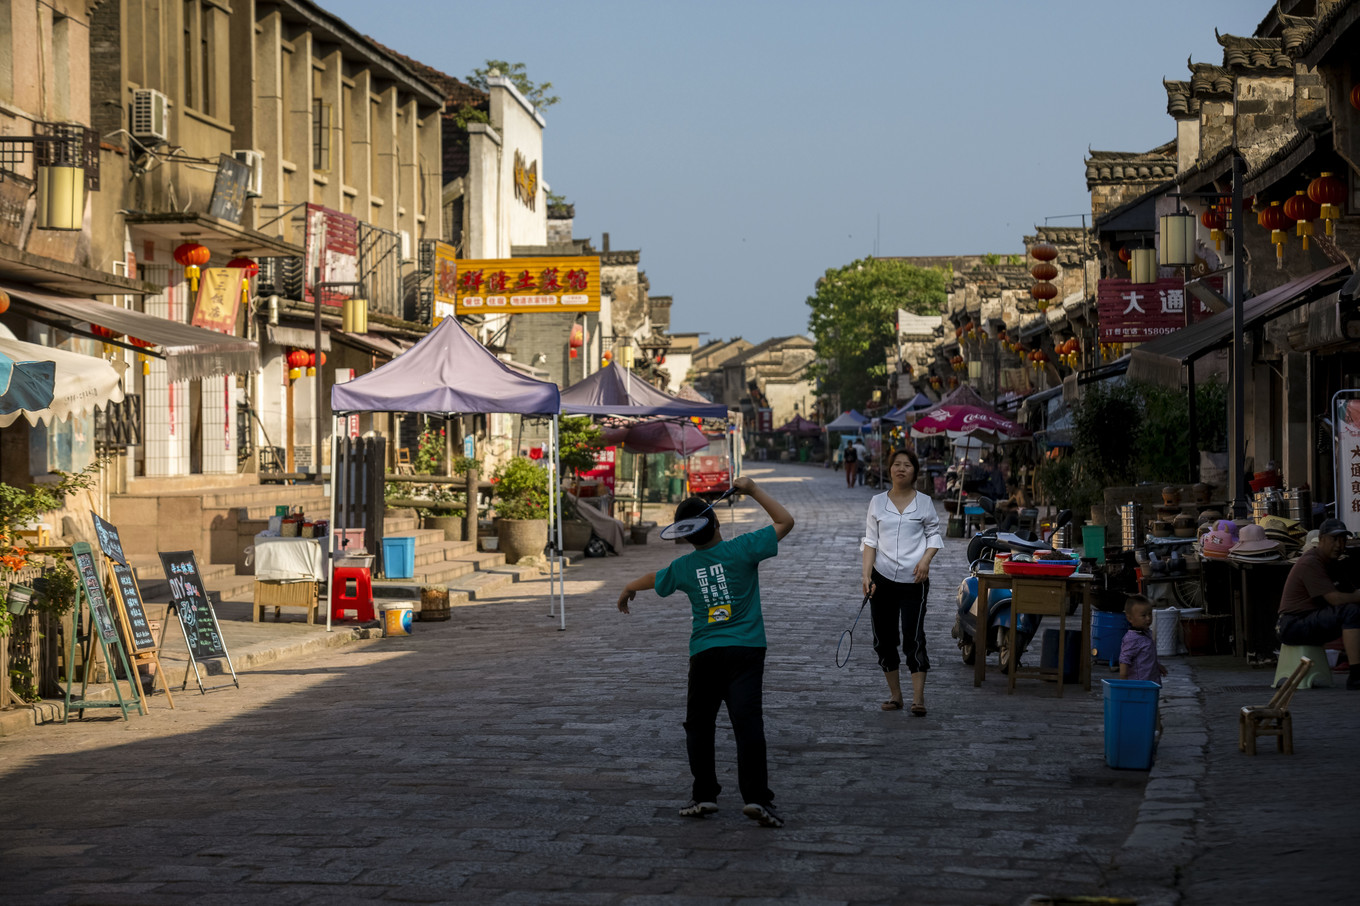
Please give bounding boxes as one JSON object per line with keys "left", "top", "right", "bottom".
{"left": 1281, "top": 487, "right": 1312, "bottom": 529}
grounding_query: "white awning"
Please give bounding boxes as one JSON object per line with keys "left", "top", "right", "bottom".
{"left": 0, "top": 337, "right": 126, "bottom": 427}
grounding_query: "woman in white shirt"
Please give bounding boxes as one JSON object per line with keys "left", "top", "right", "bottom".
{"left": 860, "top": 447, "right": 944, "bottom": 714}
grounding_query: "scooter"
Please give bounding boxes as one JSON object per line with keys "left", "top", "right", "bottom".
{"left": 951, "top": 501, "right": 1073, "bottom": 671}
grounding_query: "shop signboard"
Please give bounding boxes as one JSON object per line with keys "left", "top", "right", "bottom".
{"left": 452, "top": 255, "right": 601, "bottom": 315}
{"left": 756, "top": 408, "right": 773, "bottom": 433}
{"left": 1096, "top": 277, "right": 1221, "bottom": 343}
{"left": 1335, "top": 392, "right": 1360, "bottom": 534}
{"left": 191, "top": 267, "right": 247, "bottom": 334}
{"left": 303, "top": 203, "right": 358, "bottom": 307}
{"left": 578, "top": 445, "right": 617, "bottom": 495}
{"left": 433, "top": 242, "right": 458, "bottom": 325}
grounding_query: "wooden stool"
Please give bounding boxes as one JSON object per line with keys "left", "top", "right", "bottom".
{"left": 1273, "top": 644, "right": 1331, "bottom": 689}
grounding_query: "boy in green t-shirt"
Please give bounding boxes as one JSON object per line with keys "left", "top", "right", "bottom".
{"left": 617, "top": 475, "right": 795, "bottom": 828}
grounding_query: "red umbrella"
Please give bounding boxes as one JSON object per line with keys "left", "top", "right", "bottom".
{"left": 622, "top": 420, "right": 710, "bottom": 455}
{"left": 908, "top": 405, "right": 1026, "bottom": 441}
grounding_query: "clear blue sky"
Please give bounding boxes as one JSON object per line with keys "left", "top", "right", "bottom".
{"left": 322, "top": 0, "right": 1260, "bottom": 345}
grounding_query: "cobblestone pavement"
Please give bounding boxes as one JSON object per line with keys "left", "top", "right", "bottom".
{"left": 1, "top": 461, "right": 1354, "bottom": 905}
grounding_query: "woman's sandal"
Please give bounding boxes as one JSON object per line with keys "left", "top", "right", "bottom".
{"left": 881, "top": 699, "right": 903, "bottom": 711}
{"left": 909, "top": 702, "right": 927, "bottom": 716}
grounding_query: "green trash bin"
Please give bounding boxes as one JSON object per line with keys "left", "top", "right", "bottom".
{"left": 668, "top": 477, "right": 684, "bottom": 501}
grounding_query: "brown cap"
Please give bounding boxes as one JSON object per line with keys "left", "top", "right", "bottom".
{"left": 1317, "top": 517, "right": 1351, "bottom": 537}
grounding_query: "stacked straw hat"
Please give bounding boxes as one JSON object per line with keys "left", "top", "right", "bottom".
{"left": 1229, "top": 523, "right": 1283, "bottom": 562}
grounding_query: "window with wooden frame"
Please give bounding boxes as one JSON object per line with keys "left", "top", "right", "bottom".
{"left": 312, "top": 99, "right": 332, "bottom": 171}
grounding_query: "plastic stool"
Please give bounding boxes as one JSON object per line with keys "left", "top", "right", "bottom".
{"left": 331, "top": 566, "right": 375, "bottom": 622}
{"left": 1273, "top": 644, "right": 1331, "bottom": 689}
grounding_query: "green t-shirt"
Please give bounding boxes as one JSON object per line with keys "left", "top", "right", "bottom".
{"left": 654, "top": 525, "right": 779, "bottom": 656}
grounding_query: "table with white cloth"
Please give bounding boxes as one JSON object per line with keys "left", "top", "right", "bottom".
{"left": 251, "top": 536, "right": 325, "bottom": 622}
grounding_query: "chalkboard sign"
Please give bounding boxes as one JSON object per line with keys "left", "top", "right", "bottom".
{"left": 109, "top": 561, "right": 156, "bottom": 652}
{"left": 158, "top": 550, "right": 226, "bottom": 660}
{"left": 92, "top": 513, "right": 127, "bottom": 566}
{"left": 71, "top": 542, "right": 118, "bottom": 644}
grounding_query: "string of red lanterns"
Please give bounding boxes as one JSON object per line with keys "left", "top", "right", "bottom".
{"left": 1030, "top": 241, "right": 1059, "bottom": 311}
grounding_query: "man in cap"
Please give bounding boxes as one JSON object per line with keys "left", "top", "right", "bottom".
{"left": 1277, "top": 518, "right": 1360, "bottom": 689}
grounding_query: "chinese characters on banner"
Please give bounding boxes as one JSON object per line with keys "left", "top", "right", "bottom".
{"left": 1336, "top": 396, "right": 1360, "bottom": 534}
{"left": 1095, "top": 277, "right": 1223, "bottom": 343}
{"left": 756, "top": 408, "right": 773, "bottom": 433}
{"left": 432, "top": 242, "right": 458, "bottom": 325}
{"left": 191, "top": 267, "right": 247, "bottom": 333}
{"left": 302, "top": 203, "right": 358, "bottom": 307}
{"left": 578, "top": 445, "right": 617, "bottom": 495}
{"left": 453, "top": 256, "right": 601, "bottom": 315}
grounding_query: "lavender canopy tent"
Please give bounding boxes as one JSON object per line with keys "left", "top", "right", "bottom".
{"left": 330, "top": 317, "right": 565, "bottom": 627}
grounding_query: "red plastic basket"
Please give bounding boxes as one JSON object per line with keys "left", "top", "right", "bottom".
{"left": 1002, "top": 559, "right": 1079, "bottom": 577}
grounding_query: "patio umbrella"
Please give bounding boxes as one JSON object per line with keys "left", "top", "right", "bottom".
{"left": 622, "top": 420, "right": 710, "bottom": 455}
{"left": 0, "top": 351, "right": 56, "bottom": 417}
{"left": 909, "top": 404, "right": 1027, "bottom": 442}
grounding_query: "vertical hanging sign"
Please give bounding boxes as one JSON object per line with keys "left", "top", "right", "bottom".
{"left": 1334, "top": 392, "right": 1360, "bottom": 534}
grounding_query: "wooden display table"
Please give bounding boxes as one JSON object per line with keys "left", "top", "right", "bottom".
{"left": 973, "top": 567, "right": 1095, "bottom": 695}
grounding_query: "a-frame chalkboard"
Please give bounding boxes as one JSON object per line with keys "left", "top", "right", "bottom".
{"left": 159, "top": 550, "right": 239, "bottom": 694}
{"left": 65, "top": 543, "right": 140, "bottom": 722}
{"left": 92, "top": 513, "right": 175, "bottom": 710}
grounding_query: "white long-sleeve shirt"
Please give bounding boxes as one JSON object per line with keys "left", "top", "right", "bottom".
{"left": 860, "top": 491, "right": 944, "bottom": 583}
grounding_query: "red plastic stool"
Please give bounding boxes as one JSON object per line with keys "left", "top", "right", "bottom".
{"left": 330, "top": 566, "right": 375, "bottom": 622}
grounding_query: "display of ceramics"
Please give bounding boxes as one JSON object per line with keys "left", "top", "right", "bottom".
{"left": 1152, "top": 520, "right": 1173, "bottom": 537}
{"left": 1162, "top": 486, "right": 1182, "bottom": 506}
{"left": 1192, "top": 482, "right": 1211, "bottom": 504}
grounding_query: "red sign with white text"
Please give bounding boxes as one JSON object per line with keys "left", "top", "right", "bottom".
{"left": 579, "top": 446, "right": 617, "bottom": 495}
{"left": 1096, "top": 277, "right": 1222, "bottom": 343}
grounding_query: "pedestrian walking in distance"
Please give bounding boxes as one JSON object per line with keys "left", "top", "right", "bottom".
{"left": 843, "top": 440, "right": 858, "bottom": 488}
{"left": 860, "top": 448, "right": 942, "bottom": 714}
{"left": 616, "top": 475, "right": 795, "bottom": 828}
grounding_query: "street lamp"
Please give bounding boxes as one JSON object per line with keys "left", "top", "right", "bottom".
{"left": 313, "top": 274, "right": 363, "bottom": 474}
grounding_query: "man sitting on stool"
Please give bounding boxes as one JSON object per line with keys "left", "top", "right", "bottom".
{"left": 1277, "top": 518, "right": 1360, "bottom": 690}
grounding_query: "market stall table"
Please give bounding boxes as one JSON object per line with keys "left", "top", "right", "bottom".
{"left": 973, "top": 566, "right": 1094, "bottom": 695}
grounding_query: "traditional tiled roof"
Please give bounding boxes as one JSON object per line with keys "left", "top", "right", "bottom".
{"left": 723, "top": 335, "right": 813, "bottom": 367}
{"left": 1293, "top": 0, "right": 1357, "bottom": 61}
{"left": 1188, "top": 61, "right": 1235, "bottom": 96}
{"left": 1215, "top": 31, "right": 1293, "bottom": 71}
{"left": 1085, "top": 144, "right": 1177, "bottom": 186}
{"left": 1164, "top": 80, "right": 1199, "bottom": 117}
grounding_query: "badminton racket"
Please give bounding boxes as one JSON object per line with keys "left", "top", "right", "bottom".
{"left": 658, "top": 486, "right": 740, "bottom": 541}
{"left": 836, "top": 592, "right": 872, "bottom": 668}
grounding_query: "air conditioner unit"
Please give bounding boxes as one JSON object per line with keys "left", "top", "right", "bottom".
{"left": 232, "top": 149, "right": 265, "bottom": 198}
{"left": 400, "top": 230, "right": 412, "bottom": 262}
{"left": 131, "top": 89, "right": 169, "bottom": 143}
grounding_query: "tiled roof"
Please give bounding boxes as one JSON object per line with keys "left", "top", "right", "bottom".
{"left": 1188, "top": 61, "right": 1235, "bottom": 96}
{"left": 1294, "top": 0, "right": 1358, "bottom": 61}
{"left": 724, "top": 335, "right": 813, "bottom": 367}
{"left": 1164, "top": 80, "right": 1199, "bottom": 117}
{"left": 1085, "top": 144, "right": 1177, "bottom": 185}
{"left": 1215, "top": 31, "right": 1293, "bottom": 70}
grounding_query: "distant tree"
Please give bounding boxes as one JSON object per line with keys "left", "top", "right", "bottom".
{"left": 806, "top": 258, "right": 948, "bottom": 411}
{"left": 468, "top": 60, "right": 559, "bottom": 110}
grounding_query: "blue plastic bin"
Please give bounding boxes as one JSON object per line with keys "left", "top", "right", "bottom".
{"left": 381, "top": 536, "right": 416, "bottom": 579}
{"left": 1102, "top": 679, "right": 1160, "bottom": 770}
{"left": 1093, "top": 611, "right": 1130, "bottom": 668}
{"left": 1040, "top": 628, "right": 1082, "bottom": 683}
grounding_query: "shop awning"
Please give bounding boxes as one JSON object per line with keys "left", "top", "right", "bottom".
{"left": 1, "top": 281, "right": 259, "bottom": 382}
{"left": 1127, "top": 264, "right": 1349, "bottom": 388}
{"left": 0, "top": 244, "right": 160, "bottom": 297}
{"left": 266, "top": 323, "right": 331, "bottom": 352}
{"left": 330, "top": 330, "right": 407, "bottom": 359}
{"left": 122, "top": 211, "right": 304, "bottom": 259}
{"left": 0, "top": 336, "right": 125, "bottom": 427}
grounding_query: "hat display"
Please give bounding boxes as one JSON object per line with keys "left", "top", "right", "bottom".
{"left": 1318, "top": 517, "right": 1352, "bottom": 537}
{"left": 1229, "top": 523, "right": 1282, "bottom": 560}
{"left": 1199, "top": 530, "right": 1235, "bottom": 559}
{"left": 1213, "top": 519, "right": 1240, "bottom": 539}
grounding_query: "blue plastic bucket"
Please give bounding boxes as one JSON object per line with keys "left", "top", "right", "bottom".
{"left": 1040, "top": 628, "right": 1082, "bottom": 683}
{"left": 1102, "top": 679, "right": 1159, "bottom": 770}
{"left": 381, "top": 536, "right": 416, "bottom": 579}
{"left": 1093, "top": 611, "right": 1129, "bottom": 667}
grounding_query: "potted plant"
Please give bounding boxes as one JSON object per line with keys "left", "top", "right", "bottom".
{"left": 492, "top": 457, "right": 550, "bottom": 564}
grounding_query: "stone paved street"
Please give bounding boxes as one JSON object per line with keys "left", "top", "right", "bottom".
{"left": 1, "top": 461, "right": 1355, "bottom": 905}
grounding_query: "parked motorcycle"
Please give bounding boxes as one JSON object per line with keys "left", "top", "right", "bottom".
{"left": 951, "top": 500, "right": 1073, "bottom": 671}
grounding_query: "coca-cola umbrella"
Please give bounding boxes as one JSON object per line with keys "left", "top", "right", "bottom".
{"left": 909, "top": 405, "right": 1027, "bottom": 445}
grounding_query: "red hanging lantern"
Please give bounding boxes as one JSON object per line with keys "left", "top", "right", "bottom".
{"left": 569, "top": 323, "right": 585, "bottom": 349}
{"left": 0, "top": 288, "right": 8, "bottom": 314}
{"left": 1200, "top": 208, "right": 1226, "bottom": 251}
{"left": 1307, "top": 172, "right": 1345, "bottom": 236}
{"left": 228, "top": 257, "right": 258, "bottom": 310}
{"left": 90, "top": 324, "right": 122, "bottom": 340}
{"left": 1260, "top": 201, "right": 1291, "bottom": 268}
{"left": 1031, "top": 242, "right": 1058, "bottom": 262}
{"left": 1282, "top": 190, "right": 1320, "bottom": 250}
{"left": 1351, "top": 84, "right": 1360, "bottom": 111}
{"left": 287, "top": 349, "right": 308, "bottom": 369}
{"left": 1030, "top": 282, "right": 1058, "bottom": 310}
{"left": 1030, "top": 261, "right": 1058, "bottom": 281}
{"left": 1117, "top": 246, "right": 1132, "bottom": 264}
{"left": 173, "top": 242, "right": 211, "bottom": 293}
{"left": 306, "top": 351, "right": 317, "bottom": 377}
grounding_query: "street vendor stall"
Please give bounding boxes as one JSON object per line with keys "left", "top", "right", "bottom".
{"left": 974, "top": 562, "right": 1094, "bottom": 695}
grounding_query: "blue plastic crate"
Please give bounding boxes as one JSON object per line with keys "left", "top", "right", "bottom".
{"left": 382, "top": 536, "right": 415, "bottom": 579}
{"left": 1102, "top": 679, "right": 1160, "bottom": 770}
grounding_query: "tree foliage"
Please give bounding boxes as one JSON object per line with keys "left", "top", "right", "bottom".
{"left": 468, "top": 60, "right": 559, "bottom": 110}
{"left": 558, "top": 416, "right": 604, "bottom": 477}
{"left": 805, "top": 258, "right": 948, "bottom": 411}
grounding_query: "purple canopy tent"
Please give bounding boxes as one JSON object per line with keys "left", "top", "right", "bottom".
{"left": 560, "top": 363, "right": 730, "bottom": 531}
{"left": 329, "top": 317, "right": 568, "bottom": 628}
